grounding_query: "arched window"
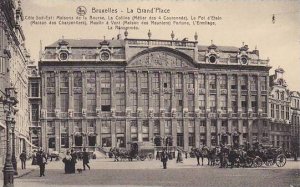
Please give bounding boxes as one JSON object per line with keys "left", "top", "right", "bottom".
{"left": 281, "top": 92, "right": 285, "bottom": 100}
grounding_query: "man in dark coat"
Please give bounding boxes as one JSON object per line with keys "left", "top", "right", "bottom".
{"left": 82, "top": 148, "right": 90, "bottom": 170}
{"left": 161, "top": 149, "right": 169, "bottom": 169}
{"left": 70, "top": 149, "right": 77, "bottom": 173}
{"left": 19, "top": 150, "right": 27, "bottom": 169}
{"left": 36, "top": 150, "right": 47, "bottom": 177}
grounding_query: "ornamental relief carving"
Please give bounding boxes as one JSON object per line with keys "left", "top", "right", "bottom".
{"left": 87, "top": 86, "right": 96, "bottom": 93}
{"left": 128, "top": 51, "right": 192, "bottom": 68}
{"left": 46, "top": 87, "right": 55, "bottom": 94}
{"left": 73, "top": 87, "right": 82, "bottom": 94}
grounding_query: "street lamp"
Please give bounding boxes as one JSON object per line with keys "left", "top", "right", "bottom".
{"left": 11, "top": 118, "right": 18, "bottom": 175}
{"left": 1, "top": 87, "right": 19, "bottom": 187}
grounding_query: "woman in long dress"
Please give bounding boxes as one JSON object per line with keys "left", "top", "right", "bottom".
{"left": 62, "top": 151, "right": 72, "bottom": 174}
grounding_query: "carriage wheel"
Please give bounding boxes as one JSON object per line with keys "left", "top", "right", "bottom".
{"left": 245, "top": 158, "right": 253, "bottom": 168}
{"left": 147, "top": 153, "right": 153, "bottom": 161}
{"left": 253, "top": 157, "right": 263, "bottom": 167}
{"left": 140, "top": 155, "right": 146, "bottom": 161}
{"left": 275, "top": 154, "right": 286, "bottom": 167}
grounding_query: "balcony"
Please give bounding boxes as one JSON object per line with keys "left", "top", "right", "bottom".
{"left": 126, "top": 38, "right": 197, "bottom": 48}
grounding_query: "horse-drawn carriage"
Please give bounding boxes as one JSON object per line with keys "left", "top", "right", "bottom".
{"left": 251, "top": 147, "right": 287, "bottom": 167}
{"left": 113, "top": 142, "right": 154, "bottom": 161}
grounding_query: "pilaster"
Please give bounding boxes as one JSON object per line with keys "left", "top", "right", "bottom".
{"left": 206, "top": 119, "right": 211, "bottom": 147}
{"left": 195, "top": 118, "right": 200, "bottom": 148}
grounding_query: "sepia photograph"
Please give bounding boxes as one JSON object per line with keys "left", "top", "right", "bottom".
{"left": 0, "top": 0, "right": 299, "bottom": 186}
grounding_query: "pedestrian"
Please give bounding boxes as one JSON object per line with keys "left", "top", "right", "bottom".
{"left": 195, "top": 148, "right": 201, "bottom": 166}
{"left": 176, "top": 150, "right": 183, "bottom": 163}
{"left": 70, "top": 149, "right": 77, "bottom": 173}
{"left": 19, "top": 150, "right": 27, "bottom": 169}
{"left": 185, "top": 151, "right": 188, "bottom": 159}
{"left": 82, "top": 148, "right": 90, "bottom": 170}
{"left": 62, "top": 150, "right": 72, "bottom": 174}
{"left": 32, "top": 150, "right": 37, "bottom": 165}
{"left": 36, "top": 149, "right": 47, "bottom": 177}
{"left": 161, "top": 149, "right": 168, "bottom": 169}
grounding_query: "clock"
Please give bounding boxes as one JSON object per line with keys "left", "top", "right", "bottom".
{"left": 100, "top": 51, "right": 110, "bottom": 61}
{"left": 209, "top": 55, "right": 217, "bottom": 63}
{"left": 58, "top": 51, "right": 68, "bottom": 61}
{"left": 241, "top": 56, "right": 248, "bottom": 65}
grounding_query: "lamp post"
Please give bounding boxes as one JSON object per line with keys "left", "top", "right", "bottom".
{"left": 1, "top": 87, "right": 19, "bottom": 187}
{"left": 11, "top": 119, "right": 18, "bottom": 175}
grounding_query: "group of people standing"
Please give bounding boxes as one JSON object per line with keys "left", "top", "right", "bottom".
{"left": 62, "top": 148, "right": 90, "bottom": 174}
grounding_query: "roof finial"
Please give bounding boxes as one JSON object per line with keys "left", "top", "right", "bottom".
{"left": 62, "top": 35, "right": 64, "bottom": 40}
{"left": 171, "top": 31, "right": 175, "bottom": 40}
{"left": 104, "top": 36, "right": 106, "bottom": 40}
{"left": 242, "top": 41, "right": 244, "bottom": 46}
{"left": 255, "top": 45, "right": 257, "bottom": 50}
{"left": 211, "top": 40, "right": 213, "bottom": 45}
{"left": 194, "top": 32, "right": 198, "bottom": 41}
{"left": 124, "top": 29, "right": 128, "bottom": 39}
{"left": 148, "top": 29, "right": 152, "bottom": 39}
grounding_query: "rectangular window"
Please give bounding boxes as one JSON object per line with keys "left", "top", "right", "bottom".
{"left": 87, "top": 94, "right": 96, "bottom": 113}
{"left": 142, "top": 120, "right": 149, "bottom": 141}
{"left": 115, "top": 72, "right": 125, "bottom": 92}
{"left": 241, "top": 75, "right": 247, "bottom": 90}
{"left": 163, "top": 72, "right": 171, "bottom": 89}
{"left": 74, "top": 72, "right": 82, "bottom": 87}
{"left": 188, "top": 121, "right": 195, "bottom": 147}
{"left": 101, "top": 71, "right": 111, "bottom": 89}
{"left": 164, "top": 120, "right": 171, "bottom": 135}
{"left": 60, "top": 71, "right": 69, "bottom": 88}
{"left": 47, "top": 94, "right": 55, "bottom": 112}
{"left": 231, "top": 75, "right": 237, "bottom": 90}
{"left": 153, "top": 94, "right": 159, "bottom": 113}
{"left": 286, "top": 106, "right": 289, "bottom": 120}
{"left": 141, "top": 93, "right": 149, "bottom": 112}
{"left": 251, "top": 96, "right": 257, "bottom": 112}
{"left": 164, "top": 94, "right": 171, "bottom": 112}
{"left": 281, "top": 106, "right": 285, "bottom": 120}
{"left": 31, "top": 104, "right": 39, "bottom": 121}
{"left": 46, "top": 72, "right": 55, "bottom": 87}
{"left": 241, "top": 95, "right": 247, "bottom": 112}
{"left": 187, "top": 73, "right": 194, "bottom": 89}
{"left": 220, "top": 95, "right": 227, "bottom": 111}
{"left": 261, "top": 96, "right": 267, "bottom": 113}
{"left": 188, "top": 94, "right": 194, "bottom": 112}
{"left": 276, "top": 105, "right": 279, "bottom": 119}
{"left": 130, "top": 93, "right": 137, "bottom": 113}
{"left": 101, "top": 120, "right": 111, "bottom": 134}
{"left": 74, "top": 94, "right": 82, "bottom": 113}
{"left": 210, "top": 94, "right": 216, "bottom": 112}
{"left": 175, "top": 73, "right": 183, "bottom": 89}
{"left": 60, "top": 93, "right": 69, "bottom": 112}
{"left": 176, "top": 93, "right": 183, "bottom": 112}
{"left": 86, "top": 71, "right": 96, "bottom": 90}
{"left": 31, "top": 82, "right": 39, "bottom": 97}
{"left": 198, "top": 94, "right": 205, "bottom": 111}
{"left": 0, "top": 57, "right": 6, "bottom": 74}
{"left": 116, "top": 93, "right": 125, "bottom": 112}
{"left": 199, "top": 74, "right": 205, "bottom": 88}
{"left": 231, "top": 95, "right": 238, "bottom": 113}
{"left": 250, "top": 76, "right": 257, "bottom": 90}
{"left": 220, "top": 75, "right": 227, "bottom": 89}
{"left": 140, "top": 72, "right": 148, "bottom": 89}
{"left": 152, "top": 72, "right": 159, "bottom": 89}
{"left": 209, "top": 74, "right": 216, "bottom": 89}
{"left": 260, "top": 76, "right": 267, "bottom": 91}
{"left": 271, "top": 104, "right": 274, "bottom": 118}
{"left": 101, "top": 93, "right": 111, "bottom": 112}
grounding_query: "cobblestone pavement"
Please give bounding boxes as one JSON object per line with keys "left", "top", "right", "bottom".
{"left": 1, "top": 158, "right": 299, "bottom": 187}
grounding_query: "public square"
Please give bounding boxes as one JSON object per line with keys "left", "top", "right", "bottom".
{"left": 1, "top": 157, "right": 299, "bottom": 187}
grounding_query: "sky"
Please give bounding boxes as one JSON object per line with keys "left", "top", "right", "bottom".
{"left": 21, "top": 0, "right": 300, "bottom": 91}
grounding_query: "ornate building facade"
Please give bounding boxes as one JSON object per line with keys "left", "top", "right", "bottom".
{"left": 38, "top": 32, "right": 272, "bottom": 153}
{"left": 268, "top": 69, "right": 291, "bottom": 150}
{"left": 0, "top": 0, "right": 31, "bottom": 165}
{"left": 290, "top": 91, "right": 300, "bottom": 155}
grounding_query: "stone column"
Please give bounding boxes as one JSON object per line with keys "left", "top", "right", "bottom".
{"left": 248, "top": 119, "right": 253, "bottom": 145}
{"left": 205, "top": 73, "right": 210, "bottom": 112}
{"left": 195, "top": 118, "right": 200, "bottom": 148}
{"left": 228, "top": 120, "right": 232, "bottom": 145}
{"left": 96, "top": 119, "right": 101, "bottom": 147}
{"left": 55, "top": 120, "right": 60, "bottom": 152}
{"left": 149, "top": 119, "right": 154, "bottom": 143}
{"left": 68, "top": 71, "right": 74, "bottom": 115}
{"left": 183, "top": 72, "right": 188, "bottom": 112}
{"left": 217, "top": 120, "right": 221, "bottom": 145}
{"left": 82, "top": 70, "right": 87, "bottom": 113}
{"left": 82, "top": 120, "right": 87, "bottom": 147}
{"left": 137, "top": 119, "right": 142, "bottom": 142}
{"left": 257, "top": 119, "right": 262, "bottom": 143}
{"left": 125, "top": 119, "right": 131, "bottom": 149}
{"left": 41, "top": 120, "right": 47, "bottom": 150}
{"left": 111, "top": 120, "right": 116, "bottom": 147}
{"left": 110, "top": 70, "right": 116, "bottom": 114}
{"left": 227, "top": 74, "right": 232, "bottom": 113}
{"left": 216, "top": 74, "right": 221, "bottom": 112}
{"left": 172, "top": 119, "right": 177, "bottom": 146}
{"left": 237, "top": 74, "right": 242, "bottom": 113}
{"left": 247, "top": 74, "right": 252, "bottom": 113}
{"left": 194, "top": 72, "right": 199, "bottom": 112}
{"left": 183, "top": 120, "right": 189, "bottom": 151}
{"left": 206, "top": 119, "right": 211, "bottom": 147}
{"left": 96, "top": 71, "right": 101, "bottom": 115}
{"left": 55, "top": 71, "right": 61, "bottom": 118}
{"left": 68, "top": 120, "right": 73, "bottom": 148}
{"left": 159, "top": 71, "right": 165, "bottom": 114}
{"left": 137, "top": 70, "right": 142, "bottom": 115}
{"left": 149, "top": 71, "right": 153, "bottom": 116}
{"left": 238, "top": 120, "right": 243, "bottom": 145}
{"left": 257, "top": 75, "right": 262, "bottom": 113}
